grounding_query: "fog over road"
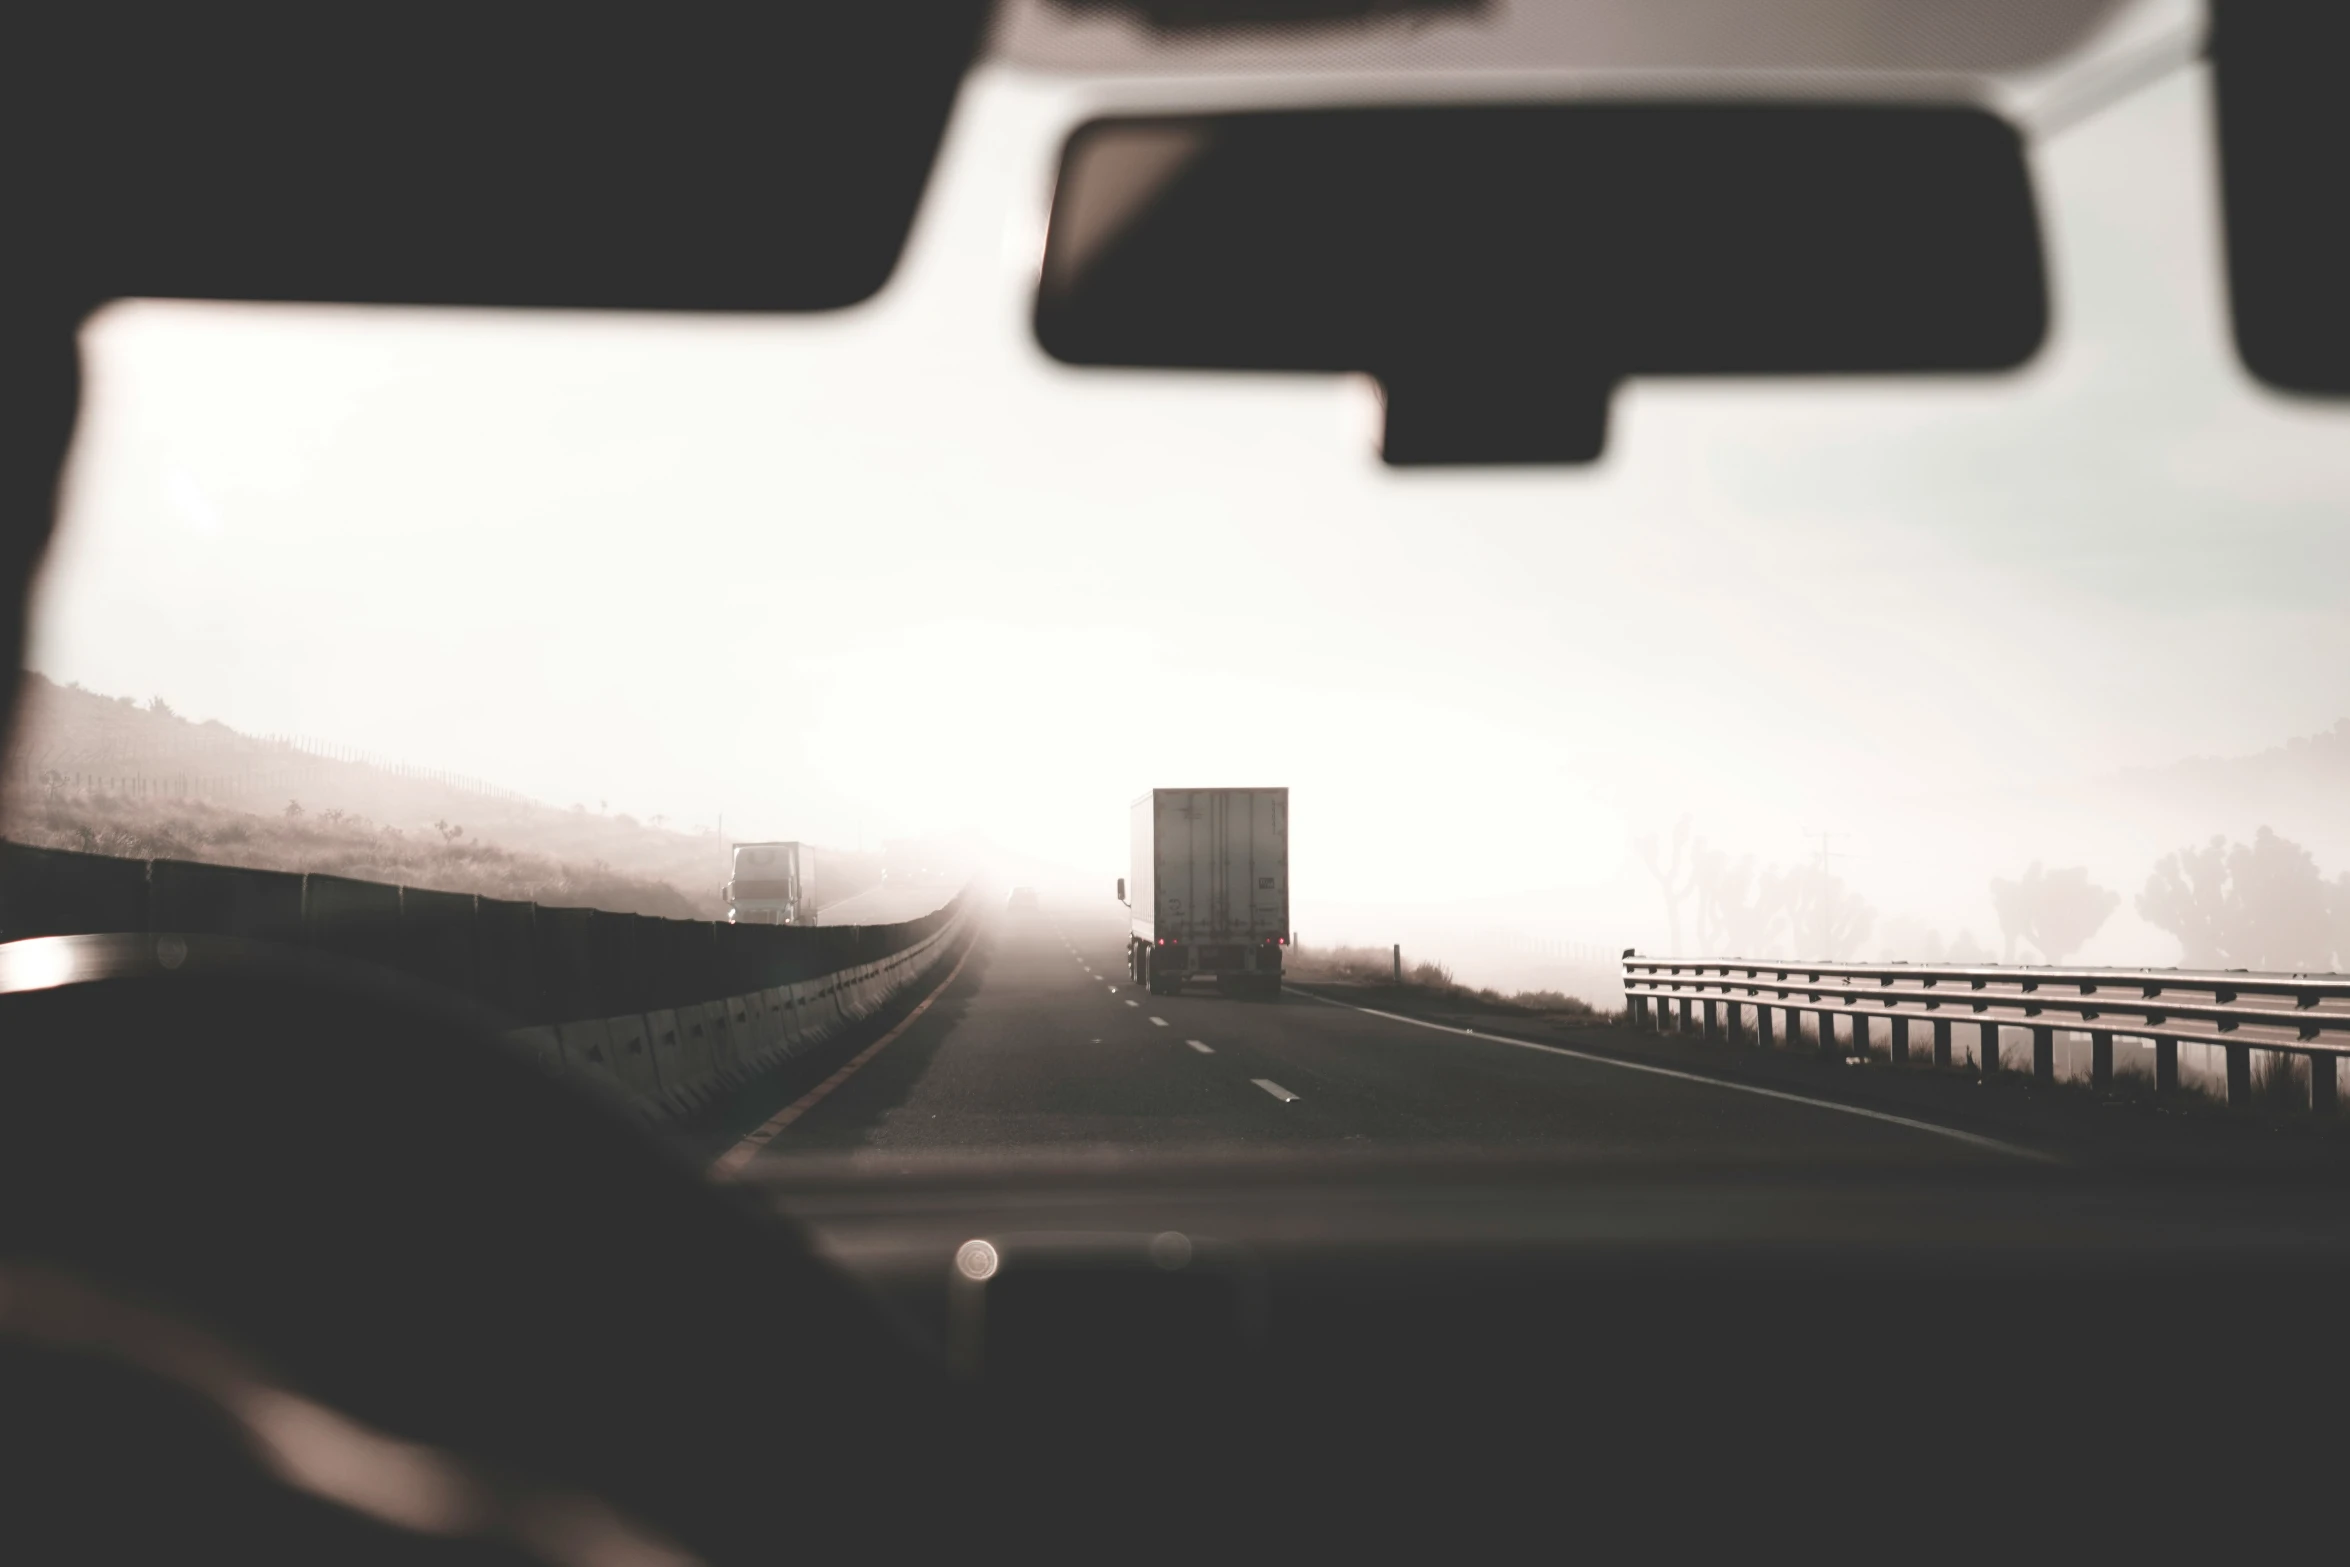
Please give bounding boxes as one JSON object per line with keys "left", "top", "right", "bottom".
{"left": 740, "top": 904, "right": 2030, "bottom": 1166}
{"left": 813, "top": 885, "right": 960, "bottom": 926}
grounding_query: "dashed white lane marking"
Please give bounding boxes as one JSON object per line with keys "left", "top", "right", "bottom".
{"left": 1124, "top": 999, "right": 1140, "bottom": 1008}
{"left": 1149, "top": 1016, "right": 1168, "bottom": 1027}
{"left": 1186, "top": 1039, "right": 1213, "bottom": 1054}
{"left": 1252, "top": 1078, "right": 1299, "bottom": 1103}
{"left": 1290, "top": 989, "right": 2052, "bottom": 1164}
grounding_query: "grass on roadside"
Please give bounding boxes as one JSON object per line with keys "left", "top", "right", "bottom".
{"left": 1286, "top": 941, "right": 1600, "bottom": 1019}
{"left": 2255, "top": 1049, "right": 2311, "bottom": 1112}
{"left": 1677, "top": 1009, "right": 2240, "bottom": 1109}
{"left": 4, "top": 790, "right": 702, "bottom": 918}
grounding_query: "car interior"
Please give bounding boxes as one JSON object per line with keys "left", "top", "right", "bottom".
{"left": 4, "top": 4, "right": 2347, "bottom": 1560}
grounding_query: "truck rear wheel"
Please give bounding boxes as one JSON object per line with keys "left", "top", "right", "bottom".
{"left": 1145, "top": 949, "right": 1179, "bottom": 996}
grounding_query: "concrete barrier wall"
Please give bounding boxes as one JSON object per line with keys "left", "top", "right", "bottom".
{"left": 0, "top": 839, "right": 961, "bottom": 1021}
{"left": 543, "top": 916, "right": 966, "bottom": 1122}
{"left": 0, "top": 838, "right": 969, "bottom": 1119}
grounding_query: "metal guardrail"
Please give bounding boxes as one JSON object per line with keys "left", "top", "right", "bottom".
{"left": 1621, "top": 957, "right": 2350, "bottom": 1111}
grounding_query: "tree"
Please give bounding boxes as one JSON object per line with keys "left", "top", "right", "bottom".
{"left": 2136, "top": 837, "right": 2229, "bottom": 968}
{"left": 2137, "top": 827, "right": 2336, "bottom": 972}
{"left": 2225, "top": 828, "right": 2333, "bottom": 971}
{"left": 1693, "top": 845, "right": 1795, "bottom": 957}
{"left": 1635, "top": 815, "right": 1699, "bottom": 954}
{"left": 1786, "top": 866, "right": 1874, "bottom": 959}
{"left": 1636, "top": 819, "right": 1900, "bottom": 960}
{"left": 1659, "top": 828, "right": 1874, "bottom": 959}
{"left": 146, "top": 695, "right": 176, "bottom": 719}
{"left": 1989, "top": 863, "right": 2119, "bottom": 964}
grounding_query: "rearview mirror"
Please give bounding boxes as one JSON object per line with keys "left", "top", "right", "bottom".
{"left": 1036, "top": 103, "right": 2047, "bottom": 464}
{"left": 1116, "top": 878, "right": 1127, "bottom": 904}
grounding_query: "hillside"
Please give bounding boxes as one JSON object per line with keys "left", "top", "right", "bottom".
{"left": 2110, "top": 717, "right": 2350, "bottom": 824}
{"left": 3, "top": 673, "right": 884, "bottom": 915}
{"left": 3, "top": 790, "right": 707, "bottom": 916}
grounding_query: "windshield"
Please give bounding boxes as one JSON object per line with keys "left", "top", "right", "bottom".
{"left": 8, "top": 32, "right": 2346, "bottom": 1169}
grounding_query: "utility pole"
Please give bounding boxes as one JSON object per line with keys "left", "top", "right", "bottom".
{"left": 1806, "top": 830, "right": 1847, "bottom": 878}
{"left": 1803, "top": 830, "right": 1848, "bottom": 956}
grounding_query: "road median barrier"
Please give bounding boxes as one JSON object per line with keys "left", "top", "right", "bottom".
{"left": 0, "top": 838, "right": 970, "bottom": 1126}
{"left": 603, "top": 1013, "right": 662, "bottom": 1101}
{"left": 508, "top": 1022, "right": 561, "bottom": 1070}
{"left": 148, "top": 859, "right": 304, "bottom": 945}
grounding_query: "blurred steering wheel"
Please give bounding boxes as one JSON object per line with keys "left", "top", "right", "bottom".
{"left": 0, "top": 935, "right": 954, "bottom": 1564}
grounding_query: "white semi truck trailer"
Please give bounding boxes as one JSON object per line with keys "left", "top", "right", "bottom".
{"left": 724, "top": 841, "right": 815, "bottom": 926}
{"left": 1119, "top": 788, "right": 1288, "bottom": 999}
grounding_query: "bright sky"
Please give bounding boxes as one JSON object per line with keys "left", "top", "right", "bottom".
{"left": 29, "top": 60, "right": 2350, "bottom": 967}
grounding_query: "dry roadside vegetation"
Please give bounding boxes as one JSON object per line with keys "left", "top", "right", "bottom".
{"left": 1286, "top": 941, "right": 1600, "bottom": 1019}
{"left": 3, "top": 674, "right": 893, "bottom": 917}
{"left": 4, "top": 789, "right": 706, "bottom": 917}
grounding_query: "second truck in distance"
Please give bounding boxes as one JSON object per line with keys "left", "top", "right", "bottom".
{"left": 724, "top": 841, "right": 815, "bottom": 926}
{"left": 1119, "top": 787, "right": 1288, "bottom": 999}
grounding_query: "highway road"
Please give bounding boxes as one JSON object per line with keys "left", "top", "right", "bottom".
{"left": 733, "top": 903, "right": 2034, "bottom": 1169}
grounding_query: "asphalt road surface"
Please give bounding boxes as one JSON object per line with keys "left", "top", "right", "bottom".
{"left": 735, "top": 904, "right": 2033, "bottom": 1170}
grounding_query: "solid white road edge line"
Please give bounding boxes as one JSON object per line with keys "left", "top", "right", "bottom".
{"left": 711, "top": 932, "right": 979, "bottom": 1178}
{"left": 1293, "top": 990, "right": 2052, "bottom": 1164}
{"left": 1252, "top": 1078, "right": 1299, "bottom": 1103}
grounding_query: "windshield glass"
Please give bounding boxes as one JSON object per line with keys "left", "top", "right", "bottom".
{"left": 9, "top": 42, "right": 2346, "bottom": 1166}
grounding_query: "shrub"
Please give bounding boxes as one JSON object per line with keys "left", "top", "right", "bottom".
{"left": 1286, "top": 942, "right": 1596, "bottom": 1016}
